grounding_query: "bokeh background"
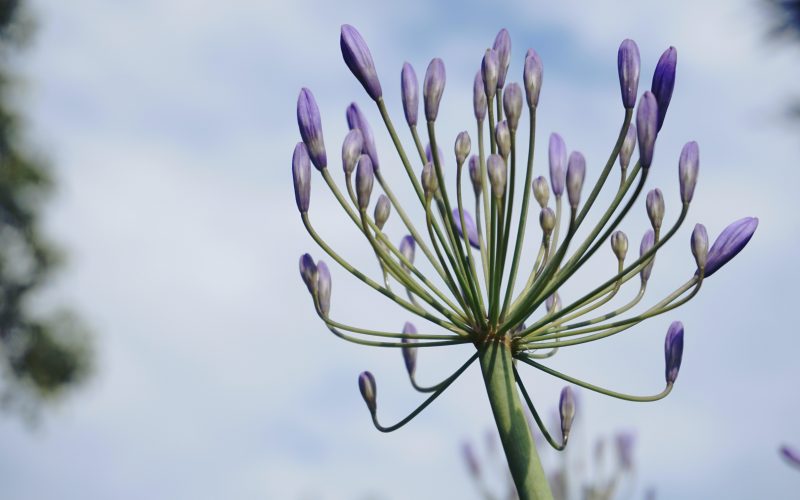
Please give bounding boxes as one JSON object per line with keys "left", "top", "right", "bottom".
{"left": 1, "top": 0, "right": 798, "bottom": 498}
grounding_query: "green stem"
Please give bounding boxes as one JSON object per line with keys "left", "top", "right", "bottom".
{"left": 479, "top": 339, "right": 553, "bottom": 500}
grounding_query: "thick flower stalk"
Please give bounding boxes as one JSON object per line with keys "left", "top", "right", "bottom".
{"left": 291, "top": 25, "right": 758, "bottom": 500}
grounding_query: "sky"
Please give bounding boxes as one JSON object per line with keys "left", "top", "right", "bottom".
{"left": 1, "top": 0, "right": 799, "bottom": 498}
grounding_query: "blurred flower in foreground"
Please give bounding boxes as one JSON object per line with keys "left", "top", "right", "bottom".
{"left": 291, "top": 24, "right": 758, "bottom": 499}
{"left": 780, "top": 444, "right": 800, "bottom": 470}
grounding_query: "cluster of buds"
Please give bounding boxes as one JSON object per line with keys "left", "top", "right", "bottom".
{"left": 292, "top": 24, "right": 757, "bottom": 496}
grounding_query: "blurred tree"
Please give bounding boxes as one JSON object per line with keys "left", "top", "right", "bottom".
{"left": 765, "top": 0, "right": 800, "bottom": 118}
{"left": 0, "top": 0, "right": 90, "bottom": 415}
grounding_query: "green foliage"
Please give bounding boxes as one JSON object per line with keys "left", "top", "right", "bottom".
{"left": 0, "top": 0, "right": 91, "bottom": 409}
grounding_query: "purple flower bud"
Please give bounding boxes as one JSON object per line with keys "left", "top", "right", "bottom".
{"left": 342, "top": 129, "right": 364, "bottom": 176}
{"left": 292, "top": 142, "right": 311, "bottom": 213}
{"left": 355, "top": 154, "right": 374, "bottom": 210}
{"left": 455, "top": 131, "right": 471, "bottom": 166}
{"left": 540, "top": 207, "right": 556, "bottom": 235}
{"left": 358, "top": 371, "right": 377, "bottom": 414}
{"left": 316, "top": 260, "right": 331, "bottom": 316}
{"left": 487, "top": 154, "right": 507, "bottom": 199}
{"left": 546, "top": 292, "right": 561, "bottom": 313}
{"left": 346, "top": 102, "right": 379, "bottom": 170}
{"left": 678, "top": 141, "right": 699, "bottom": 203}
{"left": 374, "top": 194, "right": 391, "bottom": 229}
{"left": 423, "top": 58, "right": 446, "bottom": 122}
{"left": 297, "top": 88, "right": 327, "bottom": 170}
{"left": 493, "top": 28, "right": 511, "bottom": 89}
{"left": 548, "top": 133, "right": 567, "bottom": 196}
{"left": 524, "top": 48, "right": 543, "bottom": 108}
{"left": 482, "top": 49, "right": 499, "bottom": 101}
{"left": 611, "top": 230, "right": 628, "bottom": 261}
{"left": 299, "top": 253, "right": 318, "bottom": 295}
{"left": 468, "top": 155, "right": 482, "bottom": 195}
{"left": 651, "top": 47, "right": 677, "bottom": 132}
{"left": 639, "top": 230, "right": 656, "bottom": 282}
{"left": 425, "top": 143, "right": 445, "bottom": 168}
{"left": 495, "top": 120, "right": 511, "bottom": 159}
{"left": 532, "top": 176, "right": 549, "bottom": 208}
{"left": 646, "top": 188, "right": 665, "bottom": 231}
{"left": 503, "top": 82, "right": 523, "bottom": 131}
{"left": 340, "top": 25, "right": 382, "bottom": 101}
{"left": 452, "top": 208, "right": 480, "bottom": 249}
{"left": 559, "top": 386, "right": 576, "bottom": 441}
{"left": 691, "top": 223, "right": 708, "bottom": 271}
{"left": 615, "top": 432, "right": 636, "bottom": 470}
{"left": 566, "top": 151, "right": 586, "bottom": 210}
{"left": 664, "top": 321, "right": 684, "bottom": 385}
{"left": 400, "top": 62, "right": 419, "bottom": 127}
{"left": 617, "top": 39, "right": 640, "bottom": 109}
{"left": 462, "top": 442, "right": 481, "bottom": 478}
{"left": 780, "top": 445, "right": 800, "bottom": 468}
{"left": 636, "top": 91, "right": 658, "bottom": 168}
{"left": 704, "top": 217, "right": 758, "bottom": 277}
{"left": 401, "top": 322, "right": 418, "bottom": 376}
{"left": 473, "top": 71, "right": 487, "bottom": 122}
{"left": 421, "top": 162, "right": 438, "bottom": 197}
{"left": 619, "top": 124, "right": 637, "bottom": 170}
{"left": 399, "top": 235, "right": 416, "bottom": 266}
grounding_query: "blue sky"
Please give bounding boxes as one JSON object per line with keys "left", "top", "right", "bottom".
{"left": 1, "top": 0, "right": 799, "bottom": 498}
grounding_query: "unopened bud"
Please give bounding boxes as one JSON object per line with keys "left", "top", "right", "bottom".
{"left": 401, "top": 322, "right": 418, "bottom": 376}
{"left": 664, "top": 321, "right": 684, "bottom": 385}
{"left": 355, "top": 154, "right": 374, "bottom": 210}
{"left": 299, "top": 253, "right": 318, "bottom": 295}
{"left": 374, "top": 194, "right": 391, "bottom": 229}
{"left": 532, "top": 176, "right": 549, "bottom": 208}
{"left": 691, "top": 223, "right": 708, "bottom": 271}
{"left": 468, "top": 155, "right": 482, "bottom": 196}
{"left": 482, "top": 48, "right": 499, "bottom": 101}
{"left": 399, "top": 235, "right": 416, "bottom": 267}
{"left": 559, "top": 386, "right": 576, "bottom": 442}
{"left": 646, "top": 188, "right": 665, "bottom": 231}
{"left": 401, "top": 62, "right": 419, "bottom": 127}
{"left": 549, "top": 133, "right": 566, "bottom": 197}
{"left": 421, "top": 162, "right": 439, "bottom": 198}
{"left": 340, "top": 24, "right": 382, "bottom": 101}
{"left": 297, "top": 88, "right": 327, "bottom": 170}
{"left": 493, "top": 28, "right": 511, "bottom": 89}
{"left": 503, "top": 82, "right": 523, "bottom": 131}
{"left": 292, "top": 142, "right": 312, "bottom": 213}
{"left": 423, "top": 58, "right": 446, "bottom": 121}
{"left": 523, "top": 48, "right": 543, "bottom": 108}
{"left": 678, "top": 141, "right": 699, "bottom": 203}
{"left": 358, "top": 371, "right": 377, "bottom": 414}
{"left": 487, "top": 154, "right": 507, "bottom": 199}
{"left": 611, "top": 230, "right": 628, "bottom": 262}
{"left": 540, "top": 207, "right": 556, "bottom": 235}
{"left": 342, "top": 129, "right": 364, "bottom": 176}
{"left": 455, "top": 131, "right": 471, "bottom": 166}
{"left": 566, "top": 151, "right": 586, "bottom": 211}
{"left": 473, "top": 71, "right": 487, "bottom": 122}
{"left": 619, "top": 124, "right": 636, "bottom": 171}
{"left": 546, "top": 292, "right": 561, "bottom": 313}
{"left": 639, "top": 230, "right": 656, "bottom": 282}
{"left": 495, "top": 120, "right": 511, "bottom": 159}
{"left": 316, "top": 260, "right": 331, "bottom": 316}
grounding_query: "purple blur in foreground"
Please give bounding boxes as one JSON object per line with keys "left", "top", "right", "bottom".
{"left": 340, "top": 24, "right": 382, "bottom": 101}
{"left": 703, "top": 217, "right": 758, "bottom": 277}
{"left": 651, "top": 47, "right": 677, "bottom": 132}
{"left": 664, "top": 321, "right": 684, "bottom": 385}
{"left": 297, "top": 88, "right": 327, "bottom": 170}
{"left": 617, "top": 39, "right": 640, "bottom": 109}
{"left": 780, "top": 445, "right": 800, "bottom": 469}
{"left": 615, "top": 432, "right": 636, "bottom": 469}
{"left": 452, "top": 209, "right": 480, "bottom": 249}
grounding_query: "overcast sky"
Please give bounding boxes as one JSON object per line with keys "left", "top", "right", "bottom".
{"left": 1, "top": 0, "right": 799, "bottom": 499}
